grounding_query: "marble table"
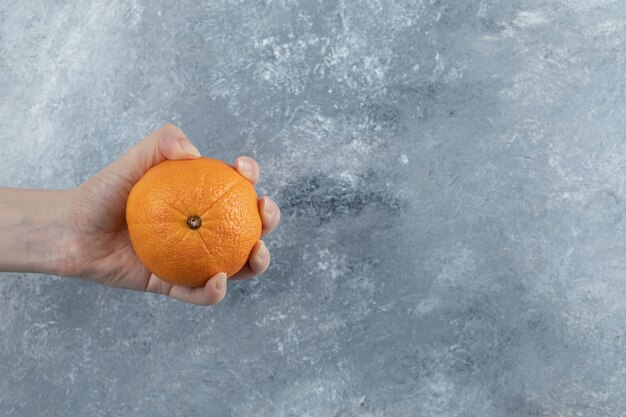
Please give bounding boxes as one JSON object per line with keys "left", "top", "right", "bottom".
{"left": 1, "top": 1, "right": 625, "bottom": 415}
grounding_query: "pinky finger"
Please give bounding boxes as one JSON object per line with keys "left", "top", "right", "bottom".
{"left": 230, "top": 241, "right": 270, "bottom": 280}
{"left": 167, "top": 272, "right": 228, "bottom": 306}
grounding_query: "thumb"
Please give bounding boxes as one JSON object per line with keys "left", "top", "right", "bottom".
{"left": 111, "top": 124, "right": 201, "bottom": 185}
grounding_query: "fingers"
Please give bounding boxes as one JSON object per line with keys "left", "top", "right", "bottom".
{"left": 111, "top": 124, "right": 201, "bottom": 186}
{"left": 233, "top": 156, "right": 280, "bottom": 236}
{"left": 234, "top": 156, "right": 260, "bottom": 184}
{"left": 229, "top": 196, "right": 279, "bottom": 280}
{"left": 230, "top": 240, "right": 270, "bottom": 280}
{"left": 166, "top": 272, "right": 228, "bottom": 306}
{"left": 259, "top": 196, "right": 281, "bottom": 236}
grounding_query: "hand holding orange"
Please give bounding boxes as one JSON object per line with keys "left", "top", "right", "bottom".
{"left": 63, "top": 125, "right": 279, "bottom": 306}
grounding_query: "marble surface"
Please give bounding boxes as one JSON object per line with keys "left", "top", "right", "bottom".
{"left": 2, "top": 1, "right": 626, "bottom": 415}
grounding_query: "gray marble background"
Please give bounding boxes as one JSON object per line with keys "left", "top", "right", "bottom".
{"left": 1, "top": 0, "right": 626, "bottom": 415}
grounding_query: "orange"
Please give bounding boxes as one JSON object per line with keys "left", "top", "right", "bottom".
{"left": 125, "top": 157, "right": 262, "bottom": 287}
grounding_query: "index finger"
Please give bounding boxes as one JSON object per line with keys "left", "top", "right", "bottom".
{"left": 167, "top": 273, "right": 228, "bottom": 306}
{"left": 234, "top": 156, "right": 260, "bottom": 185}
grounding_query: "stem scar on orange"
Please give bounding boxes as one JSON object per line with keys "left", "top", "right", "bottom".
{"left": 125, "top": 157, "right": 262, "bottom": 287}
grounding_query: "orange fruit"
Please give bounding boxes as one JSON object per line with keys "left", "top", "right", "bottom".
{"left": 125, "top": 157, "right": 262, "bottom": 287}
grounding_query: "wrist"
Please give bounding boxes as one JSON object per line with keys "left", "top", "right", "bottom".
{"left": 0, "top": 188, "right": 78, "bottom": 276}
{"left": 45, "top": 188, "right": 80, "bottom": 277}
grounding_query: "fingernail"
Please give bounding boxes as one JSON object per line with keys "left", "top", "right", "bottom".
{"left": 238, "top": 158, "right": 252, "bottom": 175}
{"left": 178, "top": 138, "right": 201, "bottom": 157}
{"left": 264, "top": 198, "right": 276, "bottom": 215}
{"left": 215, "top": 273, "right": 227, "bottom": 291}
{"left": 257, "top": 241, "right": 268, "bottom": 260}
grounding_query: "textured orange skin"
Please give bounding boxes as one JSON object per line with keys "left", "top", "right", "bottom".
{"left": 125, "top": 157, "right": 262, "bottom": 287}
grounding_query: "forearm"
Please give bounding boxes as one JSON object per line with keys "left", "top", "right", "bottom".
{"left": 0, "top": 188, "right": 75, "bottom": 276}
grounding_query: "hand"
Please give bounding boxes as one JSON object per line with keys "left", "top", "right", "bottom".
{"left": 63, "top": 125, "right": 281, "bottom": 306}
